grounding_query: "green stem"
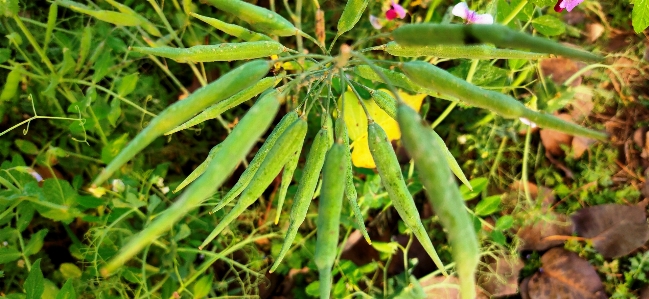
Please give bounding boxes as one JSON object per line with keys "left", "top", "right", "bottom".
{"left": 12, "top": 16, "right": 56, "bottom": 73}
{"left": 502, "top": 0, "right": 528, "bottom": 26}
{"left": 522, "top": 126, "right": 532, "bottom": 206}
{"left": 62, "top": 79, "right": 156, "bottom": 117}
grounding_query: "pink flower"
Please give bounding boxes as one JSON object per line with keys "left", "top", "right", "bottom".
{"left": 386, "top": 1, "right": 406, "bottom": 20}
{"left": 554, "top": 0, "right": 583, "bottom": 12}
{"left": 452, "top": 2, "right": 494, "bottom": 24}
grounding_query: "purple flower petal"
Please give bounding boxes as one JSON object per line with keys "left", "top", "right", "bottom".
{"left": 391, "top": 1, "right": 407, "bottom": 19}
{"left": 470, "top": 13, "right": 494, "bottom": 24}
{"left": 386, "top": 9, "right": 398, "bottom": 20}
{"left": 559, "top": 0, "right": 583, "bottom": 11}
{"left": 452, "top": 2, "right": 470, "bottom": 20}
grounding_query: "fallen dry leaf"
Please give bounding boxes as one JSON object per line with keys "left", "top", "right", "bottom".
{"left": 641, "top": 285, "right": 649, "bottom": 299}
{"left": 517, "top": 213, "right": 572, "bottom": 252}
{"left": 633, "top": 127, "right": 647, "bottom": 149}
{"left": 585, "top": 23, "right": 605, "bottom": 43}
{"left": 478, "top": 256, "right": 524, "bottom": 297}
{"left": 540, "top": 58, "right": 582, "bottom": 86}
{"left": 418, "top": 275, "right": 488, "bottom": 299}
{"left": 572, "top": 136, "right": 596, "bottom": 159}
{"left": 521, "top": 248, "right": 607, "bottom": 299}
{"left": 569, "top": 90, "right": 594, "bottom": 121}
{"left": 540, "top": 114, "right": 574, "bottom": 156}
{"left": 571, "top": 203, "right": 649, "bottom": 258}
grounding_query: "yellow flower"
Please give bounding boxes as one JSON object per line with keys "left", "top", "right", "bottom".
{"left": 338, "top": 88, "right": 426, "bottom": 168}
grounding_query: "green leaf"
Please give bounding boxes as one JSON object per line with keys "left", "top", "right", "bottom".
{"left": 0, "top": 247, "right": 21, "bottom": 264}
{"left": 25, "top": 259, "right": 44, "bottom": 299}
{"left": 0, "top": 0, "right": 19, "bottom": 17}
{"left": 529, "top": 0, "right": 555, "bottom": 7}
{"left": 305, "top": 281, "right": 320, "bottom": 297}
{"left": 15, "top": 139, "right": 40, "bottom": 155}
{"left": 174, "top": 224, "right": 191, "bottom": 242}
{"left": 371, "top": 241, "right": 399, "bottom": 255}
{"left": 59, "top": 263, "right": 82, "bottom": 279}
{"left": 490, "top": 230, "right": 506, "bottom": 245}
{"left": 0, "top": 48, "right": 11, "bottom": 64}
{"left": 107, "top": 99, "right": 121, "bottom": 127}
{"left": 193, "top": 274, "right": 213, "bottom": 299}
{"left": 92, "top": 51, "right": 113, "bottom": 83}
{"left": 632, "top": 0, "right": 649, "bottom": 33}
{"left": 460, "top": 177, "right": 488, "bottom": 200}
{"left": 474, "top": 195, "right": 501, "bottom": 216}
{"left": 55, "top": 279, "right": 76, "bottom": 299}
{"left": 494, "top": 215, "right": 514, "bottom": 230}
{"left": 117, "top": 72, "right": 139, "bottom": 96}
{"left": 532, "top": 15, "right": 566, "bottom": 36}
{"left": 101, "top": 133, "right": 129, "bottom": 164}
{"left": 24, "top": 229, "right": 48, "bottom": 256}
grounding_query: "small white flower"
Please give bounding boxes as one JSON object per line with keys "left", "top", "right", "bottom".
{"left": 457, "top": 135, "right": 468, "bottom": 144}
{"left": 452, "top": 2, "right": 494, "bottom": 24}
{"left": 155, "top": 177, "right": 165, "bottom": 188}
{"left": 519, "top": 117, "right": 538, "bottom": 128}
{"left": 370, "top": 15, "right": 383, "bottom": 29}
{"left": 161, "top": 186, "right": 170, "bottom": 194}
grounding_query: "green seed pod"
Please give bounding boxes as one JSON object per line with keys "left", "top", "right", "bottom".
{"left": 398, "top": 104, "right": 478, "bottom": 299}
{"left": 430, "top": 130, "right": 472, "bottom": 190}
{"left": 166, "top": 76, "right": 280, "bottom": 135}
{"left": 314, "top": 143, "right": 347, "bottom": 299}
{"left": 105, "top": 0, "right": 162, "bottom": 37}
{"left": 45, "top": 3, "right": 58, "bottom": 50}
{"left": 173, "top": 144, "right": 223, "bottom": 194}
{"left": 367, "top": 121, "right": 447, "bottom": 275}
{"left": 401, "top": 61, "right": 526, "bottom": 119}
{"left": 200, "top": 118, "right": 308, "bottom": 249}
{"left": 131, "top": 41, "right": 287, "bottom": 63}
{"left": 270, "top": 127, "right": 329, "bottom": 273}
{"left": 76, "top": 25, "right": 92, "bottom": 72}
{"left": 384, "top": 42, "right": 551, "bottom": 60}
{"left": 211, "top": 109, "right": 299, "bottom": 213}
{"left": 190, "top": 12, "right": 273, "bottom": 42}
{"left": 335, "top": 117, "right": 371, "bottom": 244}
{"left": 392, "top": 24, "right": 603, "bottom": 63}
{"left": 353, "top": 65, "right": 457, "bottom": 103}
{"left": 274, "top": 141, "right": 302, "bottom": 225}
{"left": 401, "top": 61, "right": 607, "bottom": 140}
{"left": 69, "top": 5, "right": 142, "bottom": 26}
{"left": 337, "top": 0, "right": 369, "bottom": 38}
{"left": 101, "top": 85, "right": 280, "bottom": 276}
{"left": 93, "top": 60, "right": 271, "bottom": 187}
{"left": 203, "top": 0, "right": 298, "bottom": 36}
{"left": 371, "top": 89, "right": 397, "bottom": 120}
{"left": 1, "top": 65, "right": 22, "bottom": 101}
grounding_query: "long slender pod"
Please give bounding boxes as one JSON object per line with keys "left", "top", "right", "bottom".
{"left": 104, "top": 0, "right": 162, "bottom": 36}
{"left": 101, "top": 87, "right": 280, "bottom": 277}
{"left": 173, "top": 144, "right": 222, "bottom": 194}
{"left": 431, "top": 131, "right": 472, "bottom": 190}
{"left": 131, "top": 42, "right": 287, "bottom": 63}
{"left": 314, "top": 143, "right": 347, "bottom": 299}
{"left": 166, "top": 76, "right": 279, "bottom": 135}
{"left": 202, "top": 0, "right": 298, "bottom": 36}
{"left": 367, "top": 121, "right": 447, "bottom": 275}
{"left": 269, "top": 127, "right": 330, "bottom": 272}
{"left": 383, "top": 42, "right": 551, "bottom": 59}
{"left": 211, "top": 109, "right": 299, "bottom": 213}
{"left": 274, "top": 143, "right": 302, "bottom": 225}
{"left": 401, "top": 61, "right": 607, "bottom": 140}
{"left": 200, "top": 118, "right": 308, "bottom": 249}
{"left": 398, "top": 104, "right": 479, "bottom": 299}
{"left": 392, "top": 24, "right": 604, "bottom": 63}
{"left": 335, "top": 117, "right": 371, "bottom": 244}
{"left": 369, "top": 89, "right": 472, "bottom": 189}
{"left": 353, "top": 65, "right": 458, "bottom": 102}
{"left": 190, "top": 12, "right": 274, "bottom": 42}
{"left": 93, "top": 60, "right": 271, "bottom": 187}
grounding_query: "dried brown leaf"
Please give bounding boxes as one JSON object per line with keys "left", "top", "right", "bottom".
{"left": 569, "top": 91, "right": 594, "bottom": 121}
{"left": 523, "top": 248, "right": 607, "bottom": 299}
{"left": 540, "top": 58, "right": 582, "bottom": 86}
{"left": 478, "top": 256, "right": 524, "bottom": 297}
{"left": 540, "top": 114, "right": 574, "bottom": 156}
{"left": 585, "top": 23, "right": 605, "bottom": 43}
{"left": 572, "top": 136, "right": 595, "bottom": 159}
{"left": 517, "top": 213, "right": 572, "bottom": 251}
{"left": 572, "top": 204, "right": 649, "bottom": 258}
